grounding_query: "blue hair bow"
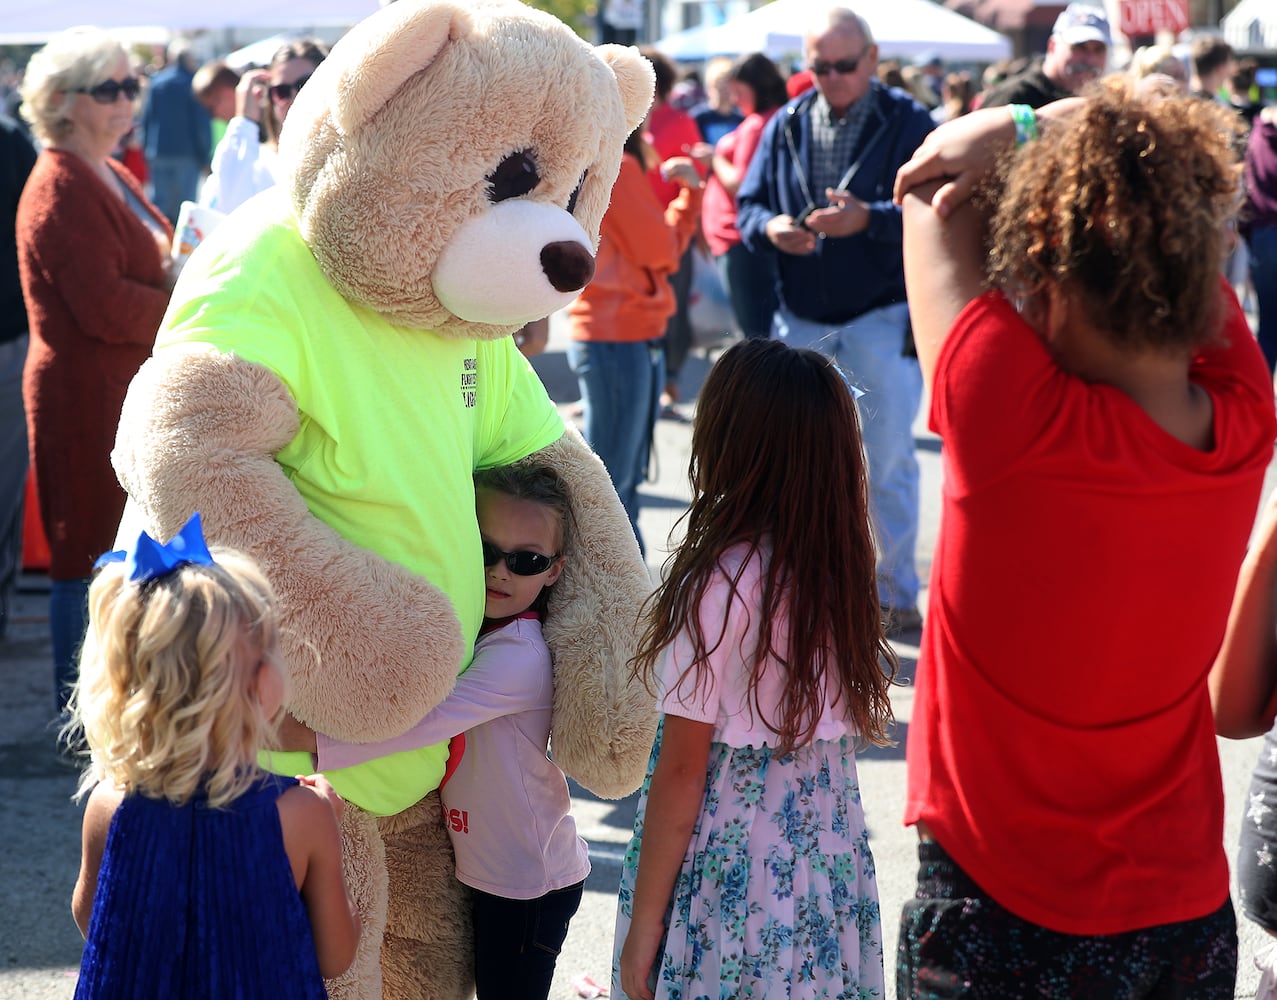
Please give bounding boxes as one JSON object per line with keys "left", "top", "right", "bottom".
{"left": 95, "top": 512, "right": 216, "bottom": 584}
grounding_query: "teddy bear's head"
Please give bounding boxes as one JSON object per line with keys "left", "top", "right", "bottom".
{"left": 277, "top": 0, "right": 654, "bottom": 340}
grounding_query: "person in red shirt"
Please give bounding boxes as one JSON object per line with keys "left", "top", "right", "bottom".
{"left": 895, "top": 79, "right": 1275, "bottom": 994}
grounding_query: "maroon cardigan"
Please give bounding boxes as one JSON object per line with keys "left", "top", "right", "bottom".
{"left": 17, "top": 150, "right": 172, "bottom": 579}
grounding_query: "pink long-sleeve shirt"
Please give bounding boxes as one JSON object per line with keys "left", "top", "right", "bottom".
{"left": 317, "top": 615, "right": 589, "bottom": 899}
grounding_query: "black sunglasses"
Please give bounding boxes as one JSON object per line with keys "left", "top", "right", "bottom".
{"left": 482, "top": 540, "right": 558, "bottom": 577}
{"left": 269, "top": 74, "right": 312, "bottom": 102}
{"left": 77, "top": 76, "right": 141, "bottom": 104}
{"left": 810, "top": 53, "right": 866, "bottom": 77}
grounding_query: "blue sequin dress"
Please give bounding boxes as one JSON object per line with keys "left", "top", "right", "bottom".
{"left": 74, "top": 772, "right": 328, "bottom": 999}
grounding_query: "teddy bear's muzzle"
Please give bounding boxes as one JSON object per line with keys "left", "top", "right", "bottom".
{"left": 432, "top": 200, "right": 599, "bottom": 326}
{"left": 541, "top": 241, "right": 595, "bottom": 293}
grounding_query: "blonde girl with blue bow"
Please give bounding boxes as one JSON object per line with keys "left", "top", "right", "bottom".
{"left": 68, "top": 514, "right": 360, "bottom": 999}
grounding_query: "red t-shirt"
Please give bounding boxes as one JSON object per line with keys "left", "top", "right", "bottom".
{"left": 905, "top": 282, "right": 1277, "bottom": 935}
{"left": 645, "top": 103, "right": 703, "bottom": 207}
{"left": 702, "top": 109, "right": 776, "bottom": 258}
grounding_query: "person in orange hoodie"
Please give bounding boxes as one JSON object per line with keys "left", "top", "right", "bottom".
{"left": 567, "top": 128, "right": 702, "bottom": 555}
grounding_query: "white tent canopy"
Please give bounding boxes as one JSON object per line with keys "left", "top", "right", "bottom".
{"left": 1222, "top": 0, "right": 1277, "bottom": 52}
{"left": 226, "top": 33, "right": 300, "bottom": 70}
{"left": 0, "top": 0, "right": 382, "bottom": 44}
{"left": 656, "top": 0, "right": 1012, "bottom": 63}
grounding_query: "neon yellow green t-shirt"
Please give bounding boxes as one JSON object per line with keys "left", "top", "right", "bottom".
{"left": 154, "top": 191, "right": 564, "bottom": 815}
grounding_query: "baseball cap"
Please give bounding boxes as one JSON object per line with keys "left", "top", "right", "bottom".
{"left": 1052, "top": 3, "right": 1111, "bottom": 48}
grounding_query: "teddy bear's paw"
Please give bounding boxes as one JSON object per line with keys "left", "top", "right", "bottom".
{"left": 282, "top": 555, "right": 467, "bottom": 742}
{"left": 550, "top": 674, "right": 659, "bottom": 800}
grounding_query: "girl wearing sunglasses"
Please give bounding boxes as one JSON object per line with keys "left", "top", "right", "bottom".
{"left": 201, "top": 38, "right": 327, "bottom": 215}
{"left": 15, "top": 27, "right": 174, "bottom": 723}
{"left": 282, "top": 463, "right": 588, "bottom": 1000}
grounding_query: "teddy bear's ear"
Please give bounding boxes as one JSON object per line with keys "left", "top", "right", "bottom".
{"left": 595, "top": 44, "right": 655, "bottom": 134}
{"left": 328, "top": 0, "right": 475, "bottom": 136}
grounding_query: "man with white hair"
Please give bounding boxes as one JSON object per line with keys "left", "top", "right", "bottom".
{"left": 141, "top": 41, "right": 211, "bottom": 224}
{"left": 981, "top": 2, "right": 1111, "bottom": 108}
{"left": 736, "top": 5, "right": 934, "bottom": 633}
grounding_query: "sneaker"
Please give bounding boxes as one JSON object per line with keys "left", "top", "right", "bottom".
{"left": 882, "top": 605, "right": 924, "bottom": 637}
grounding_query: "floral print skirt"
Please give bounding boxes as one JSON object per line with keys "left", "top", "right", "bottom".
{"left": 612, "top": 722, "right": 885, "bottom": 999}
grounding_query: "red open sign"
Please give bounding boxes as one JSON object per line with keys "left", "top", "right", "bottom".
{"left": 1119, "top": 0, "right": 1190, "bottom": 37}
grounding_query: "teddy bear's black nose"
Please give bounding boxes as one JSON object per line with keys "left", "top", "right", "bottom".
{"left": 541, "top": 241, "right": 595, "bottom": 293}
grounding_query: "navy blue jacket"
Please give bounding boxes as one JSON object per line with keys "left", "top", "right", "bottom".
{"left": 141, "top": 63, "right": 211, "bottom": 164}
{"left": 736, "top": 82, "right": 933, "bottom": 326}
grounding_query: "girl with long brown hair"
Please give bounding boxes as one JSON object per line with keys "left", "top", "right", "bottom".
{"left": 613, "top": 337, "right": 897, "bottom": 1000}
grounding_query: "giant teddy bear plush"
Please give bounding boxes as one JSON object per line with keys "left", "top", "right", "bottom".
{"left": 111, "top": 3, "right": 658, "bottom": 997}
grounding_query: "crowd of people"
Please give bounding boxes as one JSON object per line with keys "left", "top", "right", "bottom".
{"left": 0, "top": 29, "right": 338, "bottom": 725}
{"left": 4, "top": 1, "right": 1277, "bottom": 998}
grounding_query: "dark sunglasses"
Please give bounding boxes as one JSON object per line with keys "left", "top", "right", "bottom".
{"left": 482, "top": 540, "right": 558, "bottom": 577}
{"left": 269, "top": 74, "right": 312, "bottom": 102}
{"left": 810, "top": 54, "right": 865, "bottom": 77}
{"left": 77, "top": 76, "right": 140, "bottom": 104}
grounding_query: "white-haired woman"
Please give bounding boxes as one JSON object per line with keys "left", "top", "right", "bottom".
{"left": 16, "top": 26, "right": 173, "bottom": 726}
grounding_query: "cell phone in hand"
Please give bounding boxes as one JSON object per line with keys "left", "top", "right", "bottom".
{"left": 793, "top": 203, "right": 818, "bottom": 230}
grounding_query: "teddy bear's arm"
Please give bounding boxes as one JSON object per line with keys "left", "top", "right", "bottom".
{"left": 113, "top": 346, "right": 465, "bottom": 743}
{"left": 533, "top": 427, "right": 659, "bottom": 799}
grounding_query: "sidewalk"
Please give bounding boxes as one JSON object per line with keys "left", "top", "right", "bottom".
{"left": 0, "top": 317, "right": 1271, "bottom": 999}
{"left": 0, "top": 573, "right": 85, "bottom": 1000}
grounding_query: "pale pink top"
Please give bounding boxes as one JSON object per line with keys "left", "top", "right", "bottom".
{"left": 317, "top": 616, "right": 589, "bottom": 899}
{"left": 659, "top": 542, "right": 856, "bottom": 747}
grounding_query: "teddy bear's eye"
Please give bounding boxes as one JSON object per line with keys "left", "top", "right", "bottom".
{"left": 487, "top": 150, "right": 540, "bottom": 203}
{"left": 566, "top": 171, "right": 588, "bottom": 216}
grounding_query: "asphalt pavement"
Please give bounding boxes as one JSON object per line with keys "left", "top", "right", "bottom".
{"left": 1, "top": 315, "right": 1272, "bottom": 999}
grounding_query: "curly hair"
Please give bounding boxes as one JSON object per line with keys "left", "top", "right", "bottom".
{"left": 70, "top": 549, "right": 286, "bottom": 810}
{"left": 632, "top": 339, "right": 896, "bottom": 753}
{"left": 988, "top": 76, "right": 1244, "bottom": 354}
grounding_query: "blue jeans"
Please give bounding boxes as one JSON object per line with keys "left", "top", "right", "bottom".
{"left": 567, "top": 339, "right": 663, "bottom": 555}
{"left": 776, "top": 302, "right": 922, "bottom": 609}
{"left": 1249, "top": 225, "right": 1277, "bottom": 374}
{"left": 147, "top": 156, "right": 201, "bottom": 225}
{"left": 51, "top": 576, "right": 89, "bottom": 717}
{"left": 717, "top": 242, "right": 778, "bottom": 340}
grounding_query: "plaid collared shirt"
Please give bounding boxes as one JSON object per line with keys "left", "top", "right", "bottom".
{"left": 809, "top": 91, "right": 875, "bottom": 198}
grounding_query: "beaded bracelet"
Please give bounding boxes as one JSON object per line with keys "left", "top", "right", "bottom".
{"left": 1009, "top": 104, "right": 1038, "bottom": 146}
